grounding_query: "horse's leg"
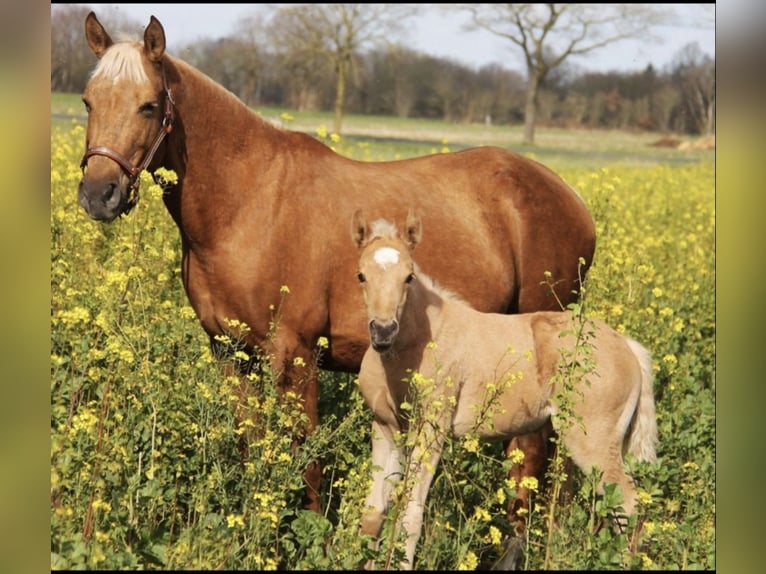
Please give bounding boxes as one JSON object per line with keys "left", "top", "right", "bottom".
{"left": 362, "top": 419, "right": 403, "bottom": 568}
{"left": 398, "top": 427, "right": 445, "bottom": 570}
{"left": 561, "top": 423, "right": 638, "bottom": 530}
{"left": 269, "top": 330, "right": 322, "bottom": 512}
{"left": 504, "top": 427, "right": 552, "bottom": 535}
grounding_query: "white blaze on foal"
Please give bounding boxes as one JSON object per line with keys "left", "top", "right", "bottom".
{"left": 373, "top": 247, "right": 400, "bottom": 269}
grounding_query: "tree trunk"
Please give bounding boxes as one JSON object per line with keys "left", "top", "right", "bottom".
{"left": 333, "top": 57, "right": 348, "bottom": 135}
{"left": 523, "top": 72, "right": 540, "bottom": 145}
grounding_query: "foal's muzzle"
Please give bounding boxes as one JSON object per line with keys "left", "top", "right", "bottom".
{"left": 369, "top": 319, "right": 399, "bottom": 353}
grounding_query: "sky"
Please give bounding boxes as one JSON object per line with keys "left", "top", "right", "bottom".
{"left": 70, "top": 3, "right": 716, "bottom": 74}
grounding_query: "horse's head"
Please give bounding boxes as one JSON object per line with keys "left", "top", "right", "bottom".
{"left": 352, "top": 209, "right": 422, "bottom": 353}
{"left": 78, "top": 12, "right": 174, "bottom": 222}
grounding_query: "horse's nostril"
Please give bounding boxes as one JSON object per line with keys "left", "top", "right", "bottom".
{"left": 102, "top": 183, "right": 118, "bottom": 206}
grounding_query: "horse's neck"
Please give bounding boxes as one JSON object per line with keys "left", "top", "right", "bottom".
{"left": 167, "top": 57, "right": 276, "bottom": 159}
{"left": 160, "top": 56, "right": 286, "bottom": 232}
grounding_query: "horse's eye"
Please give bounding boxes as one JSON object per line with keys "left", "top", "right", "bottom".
{"left": 357, "top": 272, "right": 366, "bottom": 283}
{"left": 83, "top": 99, "right": 91, "bottom": 114}
{"left": 405, "top": 273, "right": 415, "bottom": 284}
{"left": 139, "top": 102, "right": 158, "bottom": 117}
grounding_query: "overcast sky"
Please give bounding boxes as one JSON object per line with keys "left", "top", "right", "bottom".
{"left": 70, "top": 3, "right": 715, "bottom": 74}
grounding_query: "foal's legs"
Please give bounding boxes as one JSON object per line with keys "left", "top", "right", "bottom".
{"left": 562, "top": 425, "right": 639, "bottom": 520}
{"left": 362, "top": 419, "right": 403, "bottom": 540}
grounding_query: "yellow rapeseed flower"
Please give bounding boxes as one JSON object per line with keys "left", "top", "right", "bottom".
{"left": 457, "top": 551, "right": 478, "bottom": 570}
{"left": 226, "top": 514, "right": 246, "bottom": 528}
{"left": 489, "top": 525, "right": 502, "bottom": 545}
{"left": 519, "top": 476, "right": 539, "bottom": 491}
{"left": 508, "top": 448, "right": 525, "bottom": 465}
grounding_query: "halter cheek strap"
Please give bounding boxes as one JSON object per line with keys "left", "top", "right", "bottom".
{"left": 80, "top": 61, "right": 175, "bottom": 211}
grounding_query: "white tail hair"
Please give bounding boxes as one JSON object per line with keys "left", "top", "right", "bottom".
{"left": 624, "top": 337, "right": 658, "bottom": 462}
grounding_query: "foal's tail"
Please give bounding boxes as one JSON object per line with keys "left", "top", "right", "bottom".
{"left": 624, "top": 338, "right": 658, "bottom": 462}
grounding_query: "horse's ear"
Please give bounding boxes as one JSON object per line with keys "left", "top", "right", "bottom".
{"left": 404, "top": 209, "right": 422, "bottom": 250}
{"left": 144, "top": 16, "right": 166, "bottom": 62}
{"left": 351, "top": 210, "right": 369, "bottom": 248}
{"left": 85, "top": 11, "right": 113, "bottom": 58}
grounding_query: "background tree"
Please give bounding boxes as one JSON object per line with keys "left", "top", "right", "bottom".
{"left": 457, "top": 3, "right": 669, "bottom": 144}
{"left": 268, "top": 3, "right": 416, "bottom": 134}
{"left": 670, "top": 42, "right": 715, "bottom": 136}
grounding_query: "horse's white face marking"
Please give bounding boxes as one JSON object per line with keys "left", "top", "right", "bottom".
{"left": 374, "top": 247, "right": 400, "bottom": 270}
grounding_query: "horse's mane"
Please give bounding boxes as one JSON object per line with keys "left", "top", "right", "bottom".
{"left": 92, "top": 42, "right": 149, "bottom": 84}
{"left": 366, "top": 219, "right": 466, "bottom": 304}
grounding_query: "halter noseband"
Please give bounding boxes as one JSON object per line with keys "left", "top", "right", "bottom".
{"left": 80, "top": 61, "right": 175, "bottom": 213}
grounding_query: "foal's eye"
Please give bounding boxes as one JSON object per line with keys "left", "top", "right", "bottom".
{"left": 357, "top": 272, "right": 366, "bottom": 283}
{"left": 139, "top": 102, "right": 158, "bottom": 117}
{"left": 405, "top": 273, "right": 415, "bottom": 284}
{"left": 82, "top": 99, "right": 92, "bottom": 114}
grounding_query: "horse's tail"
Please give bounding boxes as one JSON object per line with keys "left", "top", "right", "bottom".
{"left": 623, "top": 337, "right": 658, "bottom": 463}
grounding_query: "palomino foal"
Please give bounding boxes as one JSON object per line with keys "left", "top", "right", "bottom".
{"left": 352, "top": 210, "right": 658, "bottom": 570}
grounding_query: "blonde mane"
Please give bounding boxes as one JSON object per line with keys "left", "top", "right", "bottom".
{"left": 92, "top": 42, "right": 149, "bottom": 84}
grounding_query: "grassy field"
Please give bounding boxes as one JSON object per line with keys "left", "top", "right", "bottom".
{"left": 50, "top": 96, "right": 715, "bottom": 570}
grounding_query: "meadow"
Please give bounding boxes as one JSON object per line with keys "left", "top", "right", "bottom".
{"left": 50, "top": 100, "right": 715, "bottom": 570}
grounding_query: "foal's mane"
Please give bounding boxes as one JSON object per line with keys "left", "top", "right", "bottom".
{"left": 366, "top": 219, "right": 465, "bottom": 304}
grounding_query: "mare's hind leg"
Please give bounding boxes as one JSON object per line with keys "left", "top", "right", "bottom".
{"left": 495, "top": 424, "right": 555, "bottom": 570}
{"left": 504, "top": 423, "right": 554, "bottom": 535}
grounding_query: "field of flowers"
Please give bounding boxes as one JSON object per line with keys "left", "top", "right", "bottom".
{"left": 50, "top": 119, "right": 714, "bottom": 570}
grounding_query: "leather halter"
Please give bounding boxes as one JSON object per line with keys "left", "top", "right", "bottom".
{"left": 80, "top": 61, "right": 175, "bottom": 212}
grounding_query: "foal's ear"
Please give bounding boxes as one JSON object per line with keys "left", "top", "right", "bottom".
{"left": 85, "top": 12, "right": 113, "bottom": 58}
{"left": 351, "top": 210, "right": 369, "bottom": 248}
{"left": 144, "top": 16, "right": 166, "bottom": 62}
{"left": 404, "top": 209, "right": 422, "bottom": 250}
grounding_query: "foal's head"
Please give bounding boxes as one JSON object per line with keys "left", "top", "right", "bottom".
{"left": 352, "top": 210, "right": 422, "bottom": 353}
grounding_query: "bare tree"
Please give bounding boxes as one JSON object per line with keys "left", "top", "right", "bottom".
{"left": 671, "top": 42, "right": 715, "bottom": 136}
{"left": 456, "top": 4, "right": 669, "bottom": 144}
{"left": 268, "top": 4, "right": 416, "bottom": 134}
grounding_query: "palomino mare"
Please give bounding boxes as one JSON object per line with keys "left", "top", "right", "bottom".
{"left": 77, "top": 12, "right": 595, "bottom": 547}
{"left": 352, "top": 211, "right": 657, "bottom": 570}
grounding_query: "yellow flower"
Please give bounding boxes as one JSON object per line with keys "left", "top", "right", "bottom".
{"left": 638, "top": 490, "right": 653, "bottom": 506}
{"left": 226, "top": 513, "right": 245, "bottom": 528}
{"left": 488, "top": 525, "right": 502, "bottom": 545}
{"left": 457, "top": 551, "right": 478, "bottom": 570}
{"left": 280, "top": 284, "right": 290, "bottom": 294}
{"left": 473, "top": 506, "right": 491, "bottom": 522}
{"left": 463, "top": 436, "right": 479, "bottom": 453}
{"left": 507, "top": 448, "right": 525, "bottom": 465}
{"left": 519, "top": 476, "right": 539, "bottom": 491}
{"left": 316, "top": 336, "right": 329, "bottom": 348}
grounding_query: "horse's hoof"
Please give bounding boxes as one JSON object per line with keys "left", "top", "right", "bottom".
{"left": 492, "top": 535, "right": 525, "bottom": 571}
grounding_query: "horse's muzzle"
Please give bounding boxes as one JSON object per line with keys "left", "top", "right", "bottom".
{"left": 369, "top": 319, "right": 399, "bottom": 353}
{"left": 78, "top": 176, "right": 131, "bottom": 222}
